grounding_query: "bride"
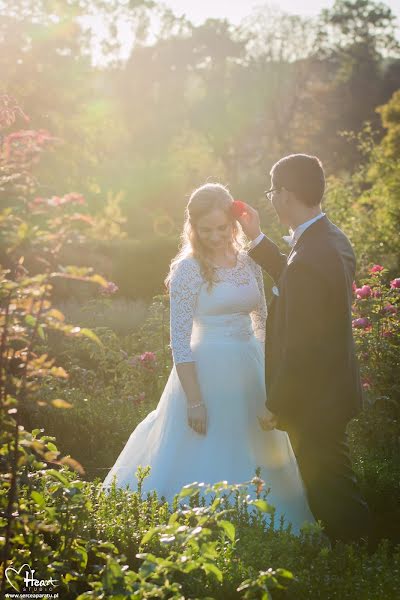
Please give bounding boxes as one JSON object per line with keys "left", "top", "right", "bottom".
{"left": 102, "top": 182, "right": 315, "bottom": 534}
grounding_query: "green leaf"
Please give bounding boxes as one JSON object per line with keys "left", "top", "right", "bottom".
{"left": 25, "top": 314, "right": 36, "bottom": 327}
{"left": 46, "top": 469, "right": 69, "bottom": 485}
{"left": 51, "top": 399, "right": 73, "bottom": 409}
{"left": 203, "top": 563, "right": 223, "bottom": 583}
{"left": 80, "top": 328, "right": 104, "bottom": 347}
{"left": 178, "top": 484, "right": 198, "bottom": 498}
{"left": 74, "top": 544, "right": 88, "bottom": 569}
{"left": 140, "top": 527, "right": 157, "bottom": 545}
{"left": 276, "top": 568, "right": 294, "bottom": 580}
{"left": 218, "top": 519, "right": 235, "bottom": 542}
{"left": 31, "top": 491, "right": 46, "bottom": 508}
{"left": 168, "top": 512, "right": 179, "bottom": 526}
{"left": 251, "top": 499, "right": 271, "bottom": 513}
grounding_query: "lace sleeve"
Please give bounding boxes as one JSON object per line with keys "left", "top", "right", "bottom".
{"left": 169, "top": 258, "right": 203, "bottom": 364}
{"left": 247, "top": 254, "right": 267, "bottom": 343}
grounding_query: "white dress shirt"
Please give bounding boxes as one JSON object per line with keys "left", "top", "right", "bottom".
{"left": 249, "top": 212, "right": 326, "bottom": 250}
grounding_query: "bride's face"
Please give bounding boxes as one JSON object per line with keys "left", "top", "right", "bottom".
{"left": 195, "top": 208, "right": 233, "bottom": 252}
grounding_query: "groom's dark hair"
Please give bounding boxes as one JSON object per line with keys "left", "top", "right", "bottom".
{"left": 270, "top": 154, "right": 325, "bottom": 207}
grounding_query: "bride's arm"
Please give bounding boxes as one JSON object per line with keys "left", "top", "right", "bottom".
{"left": 169, "top": 258, "right": 204, "bottom": 408}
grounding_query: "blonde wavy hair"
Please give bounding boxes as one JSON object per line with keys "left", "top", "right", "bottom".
{"left": 165, "top": 182, "right": 246, "bottom": 292}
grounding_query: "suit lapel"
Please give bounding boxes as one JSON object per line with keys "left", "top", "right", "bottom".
{"left": 267, "top": 216, "right": 329, "bottom": 314}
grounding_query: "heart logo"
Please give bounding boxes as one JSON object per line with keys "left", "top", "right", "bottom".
{"left": 5, "top": 563, "right": 31, "bottom": 592}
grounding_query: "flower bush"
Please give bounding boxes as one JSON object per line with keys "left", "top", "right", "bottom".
{"left": 351, "top": 265, "right": 399, "bottom": 400}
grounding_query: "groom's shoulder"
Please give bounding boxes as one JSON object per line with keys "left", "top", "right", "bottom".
{"left": 325, "top": 219, "right": 355, "bottom": 258}
{"left": 306, "top": 217, "right": 354, "bottom": 255}
{"left": 298, "top": 219, "right": 355, "bottom": 273}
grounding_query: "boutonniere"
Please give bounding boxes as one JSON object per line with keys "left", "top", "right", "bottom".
{"left": 272, "top": 286, "right": 280, "bottom": 297}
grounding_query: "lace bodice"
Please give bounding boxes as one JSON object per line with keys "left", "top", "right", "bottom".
{"left": 169, "top": 251, "right": 267, "bottom": 363}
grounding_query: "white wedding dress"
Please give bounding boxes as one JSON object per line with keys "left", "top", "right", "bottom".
{"left": 102, "top": 251, "right": 316, "bottom": 534}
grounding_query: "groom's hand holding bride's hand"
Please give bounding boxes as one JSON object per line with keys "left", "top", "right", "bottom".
{"left": 258, "top": 408, "right": 278, "bottom": 431}
{"left": 234, "top": 202, "right": 262, "bottom": 241}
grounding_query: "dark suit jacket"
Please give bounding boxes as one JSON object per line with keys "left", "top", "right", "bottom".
{"left": 249, "top": 215, "right": 363, "bottom": 434}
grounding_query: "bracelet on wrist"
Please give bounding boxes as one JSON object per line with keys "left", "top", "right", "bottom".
{"left": 188, "top": 402, "right": 204, "bottom": 409}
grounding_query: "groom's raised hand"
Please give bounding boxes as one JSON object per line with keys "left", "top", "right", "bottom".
{"left": 236, "top": 204, "right": 262, "bottom": 241}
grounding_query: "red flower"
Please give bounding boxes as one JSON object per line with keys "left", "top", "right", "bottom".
{"left": 231, "top": 200, "right": 248, "bottom": 219}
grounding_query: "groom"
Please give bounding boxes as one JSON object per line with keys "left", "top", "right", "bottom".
{"left": 239, "top": 153, "right": 371, "bottom": 544}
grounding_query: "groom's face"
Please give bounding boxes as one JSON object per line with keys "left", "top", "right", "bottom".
{"left": 269, "top": 178, "right": 291, "bottom": 226}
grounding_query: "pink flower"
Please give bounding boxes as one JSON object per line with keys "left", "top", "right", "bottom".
{"left": 100, "top": 281, "right": 119, "bottom": 295}
{"left": 133, "top": 392, "right": 146, "bottom": 406}
{"left": 370, "top": 265, "right": 384, "bottom": 273}
{"left": 352, "top": 317, "right": 371, "bottom": 329}
{"left": 63, "top": 192, "right": 86, "bottom": 205}
{"left": 352, "top": 281, "right": 357, "bottom": 293}
{"left": 48, "top": 195, "right": 63, "bottom": 207}
{"left": 390, "top": 278, "right": 400, "bottom": 289}
{"left": 372, "top": 289, "right": 382, "bottom": 298}
{"left": 362, "top": 377, "right": 372, "bottom": 391}
{"left": 383, "top": 304, "right": 397, "bottom": 315}
{"left": 355, "top": 285, "right": 372, "bottom": 299}
{"left": 382, "top": 330, "right": 393, "bottom": 339}
{"left": 139, "top": 352, "right": 157, "bottom": 369}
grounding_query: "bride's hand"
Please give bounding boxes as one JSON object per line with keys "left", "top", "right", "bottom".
{"left": 257, "top": 408, "right": 277, "bottom": 431}
{"left": 187, "top": 403, "right": 208, "bottom": 435}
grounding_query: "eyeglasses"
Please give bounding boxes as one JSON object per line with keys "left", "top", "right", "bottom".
{"left": 264, "top": 187, "right": 281, "bottom": 200}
